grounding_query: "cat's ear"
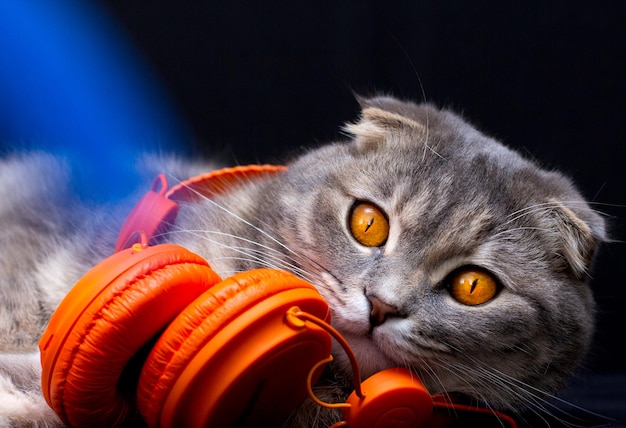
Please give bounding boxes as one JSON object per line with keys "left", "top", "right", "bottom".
{"left": 542, "top": 199, "right": 604, "bottom": 279}
{"left": 343, "top": 106, "right": 426, "bottom": 150}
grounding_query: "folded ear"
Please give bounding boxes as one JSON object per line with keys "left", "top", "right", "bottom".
{"left": 542, "top": 199, "right": 605, "bottom": 279}
{"left": 343, "top": 106, "right": 425, "bottom": 150}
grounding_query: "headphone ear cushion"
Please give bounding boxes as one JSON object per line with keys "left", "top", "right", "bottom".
{"left": 39, "top": 244, "right": 221, "bottom": 427}
{"left": 136, "top": 268, "right": 331, "bottom": 428}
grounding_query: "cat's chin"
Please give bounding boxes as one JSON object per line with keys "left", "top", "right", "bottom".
{"left": 334, "top": 333, "right": 398, "bottom": 378}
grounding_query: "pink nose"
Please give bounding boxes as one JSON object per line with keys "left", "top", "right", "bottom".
{"left": 368, "top": 295, "right": 400, "bottom": 327}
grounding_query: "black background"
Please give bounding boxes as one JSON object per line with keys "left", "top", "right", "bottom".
{"left": 99, "top": 1, "right": 625, "bottom": 375}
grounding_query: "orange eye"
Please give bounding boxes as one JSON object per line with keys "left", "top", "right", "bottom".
{"left": 349, "top": 202, "right": 389, "bottom": 247}
{"left": 448, "top": 268, "right": 499, "bottom": 306}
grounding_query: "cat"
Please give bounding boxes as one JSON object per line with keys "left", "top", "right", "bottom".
{"left": 0, "top": 95, "right": 607, "bottom": 427}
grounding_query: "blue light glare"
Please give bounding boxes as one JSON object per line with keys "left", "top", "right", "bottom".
{"left": 0, "top": 1, "right": 190, "bottom": 201}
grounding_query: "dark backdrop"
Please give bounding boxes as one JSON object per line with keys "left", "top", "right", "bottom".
{"left": 100, "top": 1, "right": 625, "bottom": 375}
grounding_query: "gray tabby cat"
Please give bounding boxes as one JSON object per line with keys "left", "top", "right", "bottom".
{"left": 0, "top": 96, "right": 606, "bottom": 427}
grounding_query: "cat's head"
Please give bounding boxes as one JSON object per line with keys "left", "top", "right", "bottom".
{"left": 272, "top": 96, "right": 606, "bottom": 410}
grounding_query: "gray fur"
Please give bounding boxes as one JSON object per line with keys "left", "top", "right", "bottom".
{"left": 0, "top": 97, "right": 606, "bottom": 427}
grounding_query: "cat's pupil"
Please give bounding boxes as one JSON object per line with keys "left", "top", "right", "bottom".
{"left": 470, "top": 279, "right": 479, "bottom": 294}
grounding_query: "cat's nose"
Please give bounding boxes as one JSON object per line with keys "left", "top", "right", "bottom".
{"left": 367, "top": 295, "right": 400, "bottom": 328}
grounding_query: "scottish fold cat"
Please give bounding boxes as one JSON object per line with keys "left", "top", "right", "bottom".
{"left": 0, "top": 96, "right": 606, "bottom": 427}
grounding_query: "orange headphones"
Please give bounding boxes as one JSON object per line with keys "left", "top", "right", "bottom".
{"left": 38, "top": 166, "right": 517, "bottom": 428}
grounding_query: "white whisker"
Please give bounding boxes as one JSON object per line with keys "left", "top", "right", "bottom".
{"left": 435, "top": 343, "right": 615, "bottom": 427}
{"left": 175, "top": 184, "right": 303, "bottom": 260}
{"left": 162, "top": 225, "right": 329, "bottom": 289}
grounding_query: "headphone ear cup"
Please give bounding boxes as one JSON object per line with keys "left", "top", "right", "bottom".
{"left": 39, "top": 244, "right": 221, "bottom": 427}
{"left": 136, "top": 268, "right": 331, "bottom": 428}
{"left": 343, "top": 368, "right": 433, "bottom": 428}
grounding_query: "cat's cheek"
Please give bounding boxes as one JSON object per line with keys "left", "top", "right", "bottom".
{"left": 313, "top": 280, "right": 371, "bottom": 336}
{"left": 329, "top": 300, "right": 371, "bottom": 336}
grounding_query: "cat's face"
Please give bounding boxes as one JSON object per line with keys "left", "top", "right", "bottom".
{"left": 269, "top": 97, "right": 606, "bottom": 410}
